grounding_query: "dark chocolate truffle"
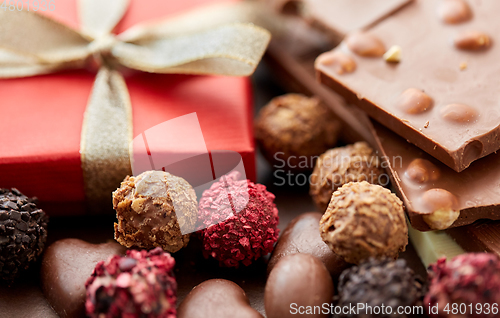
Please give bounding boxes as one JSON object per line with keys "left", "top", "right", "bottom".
{"left": 337, "top": 258, "right": 425, "bottom": 318}
{"left": 425, "top": 253, "right": 500, "bottom": 318}
{"left": 85, "top": 247, "right": 176, "bottom": 318}
{"left": 0, "top": 188, "right": 48, "bottom": 282}
{"left": 319, "top": 181, "right": 408, "bottom": 264}
{"left": 197, "top": 172, "right": 279, "bottom": 267}
{"left": 265, "top": 253, "right": 334, "bottom": 318}
{"left": 254, "top": 94, "right": 340, "bottom": 171}
{"left": 310, "top": 142, "right": 385, "bottom": 212}
{"left": 113, "top": 170, "right": 197, "bottom": 253}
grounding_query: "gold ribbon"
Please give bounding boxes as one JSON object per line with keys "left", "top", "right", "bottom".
{"left": 0, "top": 0, "right": 272, "bottom": 205}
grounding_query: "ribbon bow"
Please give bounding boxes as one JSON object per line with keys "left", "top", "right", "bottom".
{"left": 0, "top": 0, "right": 271, "bottom": 204}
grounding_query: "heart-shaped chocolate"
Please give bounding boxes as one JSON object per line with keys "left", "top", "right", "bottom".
{"left": 40, "top": 238, "right": 126, "bottom": 318}
{"left": 178, "top": 279, "right": 263, "bottom": 318}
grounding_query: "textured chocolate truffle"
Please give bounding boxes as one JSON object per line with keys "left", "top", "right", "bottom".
{"left": 310, "top": 142, "right": 385, "bottom": 212}
{"left": 85, "top": 247, "right": 176, "bottom": 318}
{"left": 113, "top": 170, "right": 197, "bottom": 253}
{"left": 319, "top": 181, "right": 408, "bottom": 264}
{"left": 265, "top": 253, "right": 334, "bottom": 318}
{"left": 0, "top": 188, "right": 48, "bottom": 282}
{"left": 197, "top": 172, "right": 279, "bottom": 267}
{"left": 337, "top": 258, "right": 425, "bottom": 318}
{"left": 254, "top": 94, "right": 340, "bottom": 171}
{"left": 425, "top": 253, "right": 500, "bottom": 318}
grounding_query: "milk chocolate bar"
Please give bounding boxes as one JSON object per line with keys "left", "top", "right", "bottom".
{"left": 266, "top": 13, "right": 500, "bottom": 231}
{"left": 316, "top": 0, "right": 500, "bottom": 172}
{"left": 371, "top": 121, "right": 500, "bottom": 231}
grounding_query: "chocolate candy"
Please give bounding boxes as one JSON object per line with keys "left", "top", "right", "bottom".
{"left": 309, "top": 142, "right": 385, "bottom": 212}
{"left": 267, "top": 212, "right": 349, "bottom": 278}
{"left": 85, "top": 248, "right": 177, "bottom": 318}
{"left": 426, "top": 254, "right": 500, "bottom": 318}
{"left": 316, "top": 0, "right": 500, "bottom": 172}
{"left": 337, "top": 258, "right": 425, "bottom": 318}
{"left": 41, "top": 238, "right": 126, "bottom": 318}
{"left": 113, "top": 170, "right": 197, "bottom": 253}
{"left": 197, "top": 173, "right": 279, "bottom": 267}
{"left": 320, "top": 181, "right": 408, "bottom": 264}
{"left": 265, "top": 253, "right": 333, "bottom": 318}
{"left": 178, "top": 279, "right": 262, "bottom": 318}
{"left": 0, "top": 188, "right": 48, "bottom": 282}
{"left": 254, "top": 94, "right": 340, "bottom": 171}
{"left": 371, "top": 121, "right": 500, "bottom": 230}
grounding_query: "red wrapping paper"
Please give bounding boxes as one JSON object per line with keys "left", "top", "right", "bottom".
{"left": 0, "top": 0, "right": 256, "bottom": 215}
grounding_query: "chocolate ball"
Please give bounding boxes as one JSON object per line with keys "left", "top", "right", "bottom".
{"left": 113, "top": 170, "right": 197, "bottom": 253}
{"left": 197, "top": 172, "right": 279, "bottom": 267}
{"left": 265, "top": 253, "right": 334, "bottom": 318}
{"left": 337, "top": 258, "right": 425, "bottom": 318}
{"left": 425, "top": 253, "right": 500, "bottom": 318}
{"left": 254, "top": 94, "right": 340, "bottom": 171}
{"left": 85, "top": 248, "right": 177, "bottom": 318}
{"left": 310, "top": 142, "right": 385, "bottom": 212}
{"left": 319, "top": 181, "right": 408, "bottom": 264}
{"left": 0, "top": 188, "right": 48, "bottom": 282}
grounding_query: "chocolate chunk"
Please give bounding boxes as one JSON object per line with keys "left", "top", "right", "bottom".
{"left": 371, "top": 120, "right": 500, "bottom": 230}
{"left": 40, "top": 238, "right": 126, "bottom": 318}
{"left": 265, "top": 253, "right": 333, "bottom": 318}
{"left": 316, "top": 0, "right": 500, "bottom": 172}
{"left": 268, "top": 212, "right": 349, "bottom": 278}
{"left": 178, "top": 279, "right": 262, "bottom": 318}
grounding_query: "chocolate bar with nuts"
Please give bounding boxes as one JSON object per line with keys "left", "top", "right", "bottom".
{"left": 265, "top": 10, "right": 500, "bottom": 231}
{"left": 316, "top": 0, "right": 500, "bottom": 172}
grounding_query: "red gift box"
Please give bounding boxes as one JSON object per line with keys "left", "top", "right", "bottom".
{"left": 0, "top": 0, "right": 256, "bottom": 215}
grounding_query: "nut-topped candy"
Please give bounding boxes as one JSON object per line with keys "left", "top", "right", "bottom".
{"left": 254, "top": 94, "right": 340, "bottom": 171}
{"left": 113, "top": 170, "right": 197, "bottom": 253}
{"left": 310, "top": 142, "right": 385, "bottom": 212}
{"left": 0, "top": 188, "right": 48, "bottom": 282}
{"left": 319, "top": 181, "right": 408, "bottom": 264}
